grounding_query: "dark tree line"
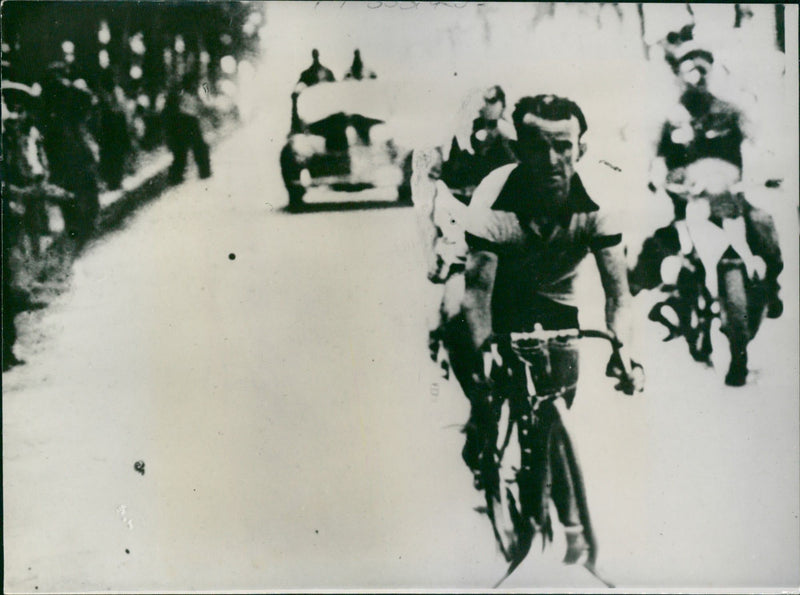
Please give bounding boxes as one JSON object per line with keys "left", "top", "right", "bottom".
{"left": 1, "top": 2, "right": 263, "bottom": 96}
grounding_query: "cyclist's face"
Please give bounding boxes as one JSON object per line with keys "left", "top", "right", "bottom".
{"left": 678, "top": 58, "right": 709, "bottom": 89}
{"left": 515, "top": 115, "right": 583, "bottom": 203}
{"left": 480, "top": 92, "right": 504, "bottom": 121}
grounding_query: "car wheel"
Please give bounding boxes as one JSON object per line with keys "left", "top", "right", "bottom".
{"left": 397, "top": 182, "right": 412, "bottom": 204}
{"left": 397, "top": 152, "right": 413, "bottom": 204}
{"left": 280, "top": 143, "right": 305, "bottom": 211}
{"left": 287, "top": 185, "right": 306, "bottom": 212}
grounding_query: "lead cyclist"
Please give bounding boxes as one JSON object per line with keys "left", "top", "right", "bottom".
{"left": 456, "top": 94, "right": 644, "bottom": 579}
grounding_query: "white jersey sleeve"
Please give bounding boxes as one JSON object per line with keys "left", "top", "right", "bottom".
{"left": 463, "top": 164, "right": 525, "bottom": 246}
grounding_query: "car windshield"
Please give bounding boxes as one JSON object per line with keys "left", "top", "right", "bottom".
{"left": 296, "top": 80, "right": 397, "bottom": 125}
{"left": 298, "top": 79, "right": 457, "bottom": 148}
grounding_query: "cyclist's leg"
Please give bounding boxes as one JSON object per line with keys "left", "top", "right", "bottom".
{"left": 549, "top": 413, "right": 580, "bottom": 528}
{"left": 440, "top": 314, "right": 492, "bottom": 482}
{"left": 516, "top": 398, "right": 554, "bottom": 544}
{"left": 549, "top": 413, "right": 595, "bottom": 564}
{"left": 545, "top": 339, "right": 596, "bottom": 565}
{"left": 718, "top": 255, "right": 751, "bottom": 386}
{"left": 441, "top": 313, "right": 483, "bottom": 393}
{"left": 744, "top": 203, "right": 783, "bottom": 317}
{"left": 745, "top": 275, "right": 768, "bottom": 338}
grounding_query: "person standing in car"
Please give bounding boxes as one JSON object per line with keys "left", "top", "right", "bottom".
{"left": 344, "top": 49, "right": 377, "bottom": 81}
{"left": 296, "top": 49, "right": 335, "bottom": 91}
{"left": 291, "top": 49, "right": 336, "bottom": 133}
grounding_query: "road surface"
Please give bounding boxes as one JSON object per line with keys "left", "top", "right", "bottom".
{"left": 4, "top": 111, "right": 799, "bottom": 592}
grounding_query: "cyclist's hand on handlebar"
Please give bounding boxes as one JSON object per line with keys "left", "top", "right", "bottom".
{"left": 616, "top": 363, "right": 645, "bottom": 395}
{"left": 606, "top": 352, "right": 645, "bottom": 395}
{"left": 743, "top": 255, "right": 767, "bottom": 280}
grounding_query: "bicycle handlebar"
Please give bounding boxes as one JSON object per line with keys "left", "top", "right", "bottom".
{"left": 504, "top": 327, "right": 622, "bottom": 349}
{"left": 499, "top": 327, "right": 635, "bottom": 387}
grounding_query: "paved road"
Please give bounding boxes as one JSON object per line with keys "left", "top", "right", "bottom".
{"left": 4, "top": 114, "right": 798, "bottom": 591}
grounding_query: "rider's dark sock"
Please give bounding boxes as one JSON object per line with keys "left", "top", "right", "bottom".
{"left": 725, "top": 366, "right": 748, "bottom": 387}
{"left": 763, "top": 274, "right": 783, "bottom": 319}
{"left": 725, "top": 353, "right": 748, "bottom": 387}
{"left": 767, "top": 292, "right": 783, "bottom": 319}
{"left": 767, "top": 299, "right": 783, "bottom": 319}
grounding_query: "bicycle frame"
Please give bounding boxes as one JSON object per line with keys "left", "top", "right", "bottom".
{"left": 508, "top": 327, "right": 631, "bottom": 389}
{"left": 476, "top": 327, "right": 628, "bottom": 587}
{"left": 649, "top": 248, "right": 718, "bottom": 364}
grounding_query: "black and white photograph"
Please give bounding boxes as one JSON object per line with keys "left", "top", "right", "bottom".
{"left": 2, "top": 2, "right": 798, "bottom": 592}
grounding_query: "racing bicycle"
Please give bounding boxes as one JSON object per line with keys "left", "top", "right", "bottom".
{"left": 464, "top": 326, "right": 638, "bottom": 587}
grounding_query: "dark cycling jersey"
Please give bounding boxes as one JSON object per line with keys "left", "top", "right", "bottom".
{"left": 658, "top": 90, "right": 744, "bottom": 171}
{"left": 464, "top": 165, "right": 623, "bottom": 333}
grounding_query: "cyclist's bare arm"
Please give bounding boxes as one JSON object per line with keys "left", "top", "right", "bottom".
{"left": 594, "top": 244, "right": 635, "bottom": 358}
{"left": 595, "top": 244, "right": 644, "bottom": 393}
{"left": 463, "top": 250, "right": 499, "bottom": 350}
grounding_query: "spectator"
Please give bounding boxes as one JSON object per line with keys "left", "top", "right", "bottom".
{"left": 2, "top": 188, "right": 26, "bottom": 371}
{"left": 2, "top": 86, "right": 50, "bottom": 255}
{"left": 162, "top": 74, "right": 212, "bottom": 184}
{"left": 39, "top": 62, "right": 101, "bottom": 244}
{"left": 96, "top": 69, "right": 132, "bottom": 190}
{"left": 2, "top": 90, "right": 68, "bottom": 371}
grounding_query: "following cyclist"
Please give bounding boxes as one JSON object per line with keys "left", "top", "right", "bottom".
{"left": 630, "top": 32, "right": 783, "bottom": 386}
{"left": 441, "top": 85, "right": 518, "bottom": 198}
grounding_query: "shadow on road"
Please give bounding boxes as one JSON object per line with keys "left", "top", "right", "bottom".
{"left": 97, "top": 171, "right": 171, "bottom": 236}
{"left": 285, "top": 200, "right": 414, "bottom": 214}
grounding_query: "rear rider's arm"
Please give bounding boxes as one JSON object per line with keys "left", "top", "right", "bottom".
{"left": 463, "top": 165, "right": 524, "bottom": 251}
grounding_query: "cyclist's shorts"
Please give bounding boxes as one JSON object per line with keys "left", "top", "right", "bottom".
{"left": 499, "top": 335, "right": 580, "bottom": 408}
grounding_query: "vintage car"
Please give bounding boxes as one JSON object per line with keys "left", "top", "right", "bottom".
{"left": 279, "top": 79, "right": 414, "bottom": 210}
